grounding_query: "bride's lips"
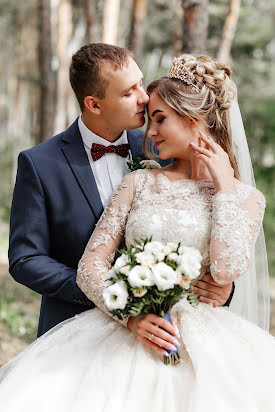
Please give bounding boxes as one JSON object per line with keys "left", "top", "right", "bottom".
{"left": 155, "top": 140, "right": 164, "bottom": 149}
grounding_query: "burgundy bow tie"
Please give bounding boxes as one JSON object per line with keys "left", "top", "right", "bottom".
{"left": 91, "top": 143, "right": 130, "bottom": 161}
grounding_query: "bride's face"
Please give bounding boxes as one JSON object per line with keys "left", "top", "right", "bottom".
{"left": 147, "top": 92, "right": 198, "bottom": 160}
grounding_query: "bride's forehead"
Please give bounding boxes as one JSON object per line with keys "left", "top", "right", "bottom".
{"left": 148, "top": 93, "right": 170, "bottom": 116}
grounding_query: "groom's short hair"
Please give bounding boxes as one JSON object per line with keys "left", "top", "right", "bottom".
{"left": 70, "top": 43, "right": 133, "bottom": 111}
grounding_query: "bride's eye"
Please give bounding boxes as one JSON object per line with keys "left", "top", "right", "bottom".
{"left": 156, "top": 117, "right": 164, "bottom": 123}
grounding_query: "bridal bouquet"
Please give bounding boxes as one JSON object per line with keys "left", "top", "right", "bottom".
{"left": 103, "top": 238, "right": 202, "bottom": 365}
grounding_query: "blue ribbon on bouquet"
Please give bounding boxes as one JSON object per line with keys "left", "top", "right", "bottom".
{"left": 162, "top": 313, "right": 181, "bottom": 365}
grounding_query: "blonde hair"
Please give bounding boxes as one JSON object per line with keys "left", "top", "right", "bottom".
{"left": 144, "top": 54, "right": 239, "bottom": 178}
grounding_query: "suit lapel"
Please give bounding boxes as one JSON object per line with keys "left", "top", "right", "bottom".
{"left": 61, "top": 120, "right": 104, "bottom": 219}
{"left": 127, "top": 129, "right": 144, "bottom": 158}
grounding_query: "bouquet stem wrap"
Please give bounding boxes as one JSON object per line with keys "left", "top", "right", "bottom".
{"left": 163, "top": 313, "right": 180, "bottom": 365}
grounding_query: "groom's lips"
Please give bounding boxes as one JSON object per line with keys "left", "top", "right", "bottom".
{"left": 137, "top": 110, "right": 145, "bottom": 117}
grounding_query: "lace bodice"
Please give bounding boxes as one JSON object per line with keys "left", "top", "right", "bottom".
{"left": 77, "top": 169, "right": 265, "bottom": 325}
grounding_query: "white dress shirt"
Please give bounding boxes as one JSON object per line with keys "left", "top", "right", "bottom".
{"left": 78, "top": 116, "right": 131, "bottom": 208}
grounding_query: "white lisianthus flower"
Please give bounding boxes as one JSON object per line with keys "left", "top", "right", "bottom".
{"left": 167, "top": 252, "right": 179, "bottom": 263}
{"left": 133, "top": 288, "right": 148, "bottom": 298}
{"left": 144, "top": 241, "right": 163, "bottom": 256}
{"left": 155, "top": 251, "right": 166, "bottom": 262}
{"left": 103, "top": 281, "right": 129, "bottom": 310}
{"left": 167, "top": 242, "right": 178, "bottom": 252}
{"left": 114, "top": 254, "right": 130, "bottom": 273}
{"left": 135, "top": 251, "right": 156, "bottom": 267}
{"left": 140, "top": 160, "right": 161, "bottom": 169}
{"left": 120, "top": 265, "right": 131, "bottom": 276}
{"left": 152, "top": 262, "right": 178, "bottom": 291}
{"left": 180, "top": 276, "right": 191, "bottom": 290}
{"left": 106, "top": 267, "right": 116, "bottom": 279}
{"left": 128, "top": 266, "right": 154, "bottom": 288}
{"left": 177, "top": 247, "right": 202, "bottom": 280}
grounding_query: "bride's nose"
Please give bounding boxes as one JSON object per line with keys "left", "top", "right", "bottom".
{"left": 147, "top": 123, "right": 158, "bottom": 138}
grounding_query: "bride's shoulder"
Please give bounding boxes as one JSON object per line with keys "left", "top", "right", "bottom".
{"left": 235, "top": 179, "right": 265, "bottom": 206}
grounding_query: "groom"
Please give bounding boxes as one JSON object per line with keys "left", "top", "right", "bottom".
{"left": 9, "top": 43, "right": 233, "bottom": 337}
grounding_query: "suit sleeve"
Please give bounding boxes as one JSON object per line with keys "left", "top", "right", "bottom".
{"left": 8, "top": 151, "right": 93, "bottom": 307}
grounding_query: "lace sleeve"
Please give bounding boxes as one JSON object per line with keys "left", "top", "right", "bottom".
{"left": 209, "top": 187, "right": 266, "bottom": 285}
{"left": 76, "top": 172, "right": 136, "bottom": 326}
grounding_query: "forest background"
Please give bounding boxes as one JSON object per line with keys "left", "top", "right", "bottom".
{"left": 0, "top": 0, "right": 274, "bottom": 364}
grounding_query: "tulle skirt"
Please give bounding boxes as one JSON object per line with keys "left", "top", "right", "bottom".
{"left": 0, "top": 300, "right": 275, "bottom": 412}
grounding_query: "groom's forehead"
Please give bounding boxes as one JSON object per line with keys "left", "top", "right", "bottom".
{"left": 102, "top": 59, "right": 143, "bottom": 91}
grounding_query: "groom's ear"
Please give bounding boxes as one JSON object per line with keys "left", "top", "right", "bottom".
{"left": 84, "top": 96, "right": 102, "bottom": 115}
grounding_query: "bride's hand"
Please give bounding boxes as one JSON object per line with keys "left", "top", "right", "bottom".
{"left": 190, "top": 133, "right": 236, "bottom": 193}
{"left": 127, "top": 314, "right": 180, "bottom": 355}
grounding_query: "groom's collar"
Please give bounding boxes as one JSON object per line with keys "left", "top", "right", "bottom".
{"left": 61, "top": 118, "right": 144, "bottom": 156}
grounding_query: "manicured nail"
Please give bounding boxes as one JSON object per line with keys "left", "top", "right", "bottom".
{"left": 173, "top": 339, "right": 180, "bottom": 346}
{"left": 169, "top": 344, "right": 178, "bottom": 351}
{"left": 162, "top": 350, "right": 169, "bottom": 356}
{"left": 175, "top": 326, "right": 180, "bottom": 337}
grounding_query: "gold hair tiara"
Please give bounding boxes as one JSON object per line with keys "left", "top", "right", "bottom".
{"left": 168, "top": 57, "right": 200, "bottom": 91}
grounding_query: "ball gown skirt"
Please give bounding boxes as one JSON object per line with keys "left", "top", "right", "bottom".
{"left": 0, "top": 299, "right": 275, "bottom": 412}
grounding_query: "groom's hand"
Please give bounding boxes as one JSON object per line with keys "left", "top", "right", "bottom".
{"left": 192, "top": 274, "right": 233, "bottom": 307}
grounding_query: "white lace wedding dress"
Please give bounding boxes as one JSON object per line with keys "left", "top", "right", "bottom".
{"left": 1, "top": 169, "right": 275, "bottom": 412}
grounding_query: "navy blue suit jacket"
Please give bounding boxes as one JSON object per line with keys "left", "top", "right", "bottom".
{"left": 9, "top": 120, "right": 146, "bottom": 336}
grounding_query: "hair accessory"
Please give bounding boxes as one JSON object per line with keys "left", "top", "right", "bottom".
{"left": 168, "top": 57, "right": 200, "bottom": 91}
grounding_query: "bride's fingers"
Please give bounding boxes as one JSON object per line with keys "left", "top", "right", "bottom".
{"left": 136, "top": 335, "right": 169, "bottom": 356}
{"left": 144, "top": 313, "right": 178, "bottom": 336}
{"left": 190, "top": 143, "right": 213, "bottom": 158}
{"left": 138, "top": 329, "right": 178, "bottom": 351}
{"left": 142, "top": 322, "right": 180, "bottom": 346}
{"left": 199, "top": 133, "right": 218, "bottom": 153}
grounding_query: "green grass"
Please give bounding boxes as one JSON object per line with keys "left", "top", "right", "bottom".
{"left": 0, "top": 267, "right": 40, "bottom": 343}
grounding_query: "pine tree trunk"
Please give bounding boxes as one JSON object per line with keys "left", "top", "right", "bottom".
{"left": 84, "top": 0, "right": 96, "bottom": 43}
{"left": 38, "top": 0, "right": 54, "bottom": 143}
{"left": 217, "top": 0, "right": 241, "bottom": 64}
{"left": 182, "top": 0, "right": 209, "bottom": 54}
{"left": 128, "top": 0, "right": 148, "bottom": 66}
{"left": 102, "top": 0, "right": 121, "bottom": 45}
{"left": 54, "top": 0, "right": 73, "bottom": 134}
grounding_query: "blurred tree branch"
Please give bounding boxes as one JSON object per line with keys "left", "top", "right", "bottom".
{"left": 217, "top": 0, "right": 241, "bottom": 64}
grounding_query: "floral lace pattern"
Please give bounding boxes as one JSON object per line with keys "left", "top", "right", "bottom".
{"left": 77, "top": 169, "right": 265, "bottom": 324}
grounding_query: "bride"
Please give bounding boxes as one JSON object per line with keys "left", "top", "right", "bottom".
{"left": 0, "top": 54, "right": 274, "bottom": 411}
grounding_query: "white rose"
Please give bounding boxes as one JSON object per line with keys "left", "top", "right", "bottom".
{"left": 167, "top": 252, "right": 179, "bottom": 263}
{"left": 133, "top": 288, "right": 148, "bottom": 298}
{"left": 120, "top": 265, "right": 131, "bottom": 275}
{"left": 135, "top": 251, "right": 156, "bottom": 267}
{"left": 144, "top": 241, "right": 164, "bottom": 256}
{"left": 180, "top": 275, "right": 191, "bottom": 290}
{"left": 128, "top": 266, "right": 154, "bottom": 288}
{"left": 177, "top": 247, "right": 202, "bottom": 280}
{"left": 103, "top": 281, "right": 129, "bottom": 310}
{"left": 114, "top": 254, "right": 130, "bottom": 273}
{"left": 152, "top": 262, "right": 178, "bottom": 291}
{"left": 140, "top": 160, "right": 161, "bottom": 169}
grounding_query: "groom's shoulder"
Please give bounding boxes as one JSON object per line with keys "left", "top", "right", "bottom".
{"left": 127, "top": 128, "right": 144, "bottom": 141}
{"left": 23, "top": 119, "right": 79, "bottom": 158}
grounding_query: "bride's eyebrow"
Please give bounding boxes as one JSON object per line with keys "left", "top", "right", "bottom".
{"left": 148, "top": 109, "right": 164, "bottom": 120}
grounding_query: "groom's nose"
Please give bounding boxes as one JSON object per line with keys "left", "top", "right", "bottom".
{"left": 137, "top": 87, "right": 149, "bottom": 105}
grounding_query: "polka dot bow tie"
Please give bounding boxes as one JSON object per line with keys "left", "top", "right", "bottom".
{"left": 91, "top": 143, "right": 130, "bottom": 161}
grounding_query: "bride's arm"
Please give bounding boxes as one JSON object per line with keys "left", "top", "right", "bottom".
{"left": 209, "top": 187, "right": 265, "bottom": 285}
{"left": 76, "top": 172, "right": 136, "bottom": 326}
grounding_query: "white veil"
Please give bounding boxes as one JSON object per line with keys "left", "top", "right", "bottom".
{"left": 229, "top": 100, "right": 270, "bottom": 331}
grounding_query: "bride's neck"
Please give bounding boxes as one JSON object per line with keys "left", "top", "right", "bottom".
{"left": 168, "top": 159, "right": 212, "bottom": 181}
